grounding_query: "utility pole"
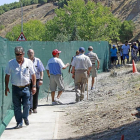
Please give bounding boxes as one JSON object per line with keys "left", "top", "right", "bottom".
{"left": 17, "top": 0, "right": 27, "bottom": 41}
{"left": 108, "top": 0, "right": 111, "bottom": 7}
{"left": 138, "top": 0, "right": 140, "bottom": 11}
{"left": 106, "top": 0, "right": 111, "bottom": 7}
{"left": 20, "top": 0, "right": 23, "bottom": 33}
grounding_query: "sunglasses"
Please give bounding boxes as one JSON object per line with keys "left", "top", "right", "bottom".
{"left": 15, "top": 53, "right": 23, "bottom": 56}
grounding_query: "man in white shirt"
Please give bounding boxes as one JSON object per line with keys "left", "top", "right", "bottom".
{"left": 27, "top": 49, "right": 45, "bottom": 114}
{"left": 5, "top": 46, "right": 36, "bottom": 129}
{"left": 122, "top": 41, "right": 130, "bottom": 64}
{"left": 46, "top": 49, "right": 69, "bottom": 105}
{"left": 72, "top": 47, "right": 92, "bottom": 102}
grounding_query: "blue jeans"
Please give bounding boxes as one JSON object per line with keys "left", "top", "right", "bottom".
{"left": 12, "top": 85, "right": 30, "bottom": 125}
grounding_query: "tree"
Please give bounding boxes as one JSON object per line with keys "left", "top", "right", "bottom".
{"left": 45, "top": 0, "right": 123, "bottom": 42}
{"left": 3, "top": 4, "right": 10, "bottom": 12}
{"left": 54, "top": 33, "right": 71, "bottom": 42}
{"left": 6, "top": 20, "right": 46, "bottom": 41}
{"left": 58, "top": 0, "right": 69, "bottom": 8}
{"left": 38, "top": 0, "right": 48, "bottom": 5}
{"left": 12, "top": 2, "right": 20, "bottom": 9}
{"left": 69, "top": 25, "right": 81, "bottom": 41}
{"left": 0, "top": 25, "right": 5, "bottom": 31}
{"left": 31, "top": 0, "right": 39, "bottom": 4}
{"left": 105, "top": 17, "right": 121, "bottom": 44}
{"left": 0, "top": 7, "right": 5, "bottom": 15}
{"left": 22, "top": 0, "right": 32, "bottom": 6}
{"left": 119, "top": 20, "right": 135, "bottom": 43}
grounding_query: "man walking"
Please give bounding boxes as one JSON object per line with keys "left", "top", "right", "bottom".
{"left": 68, "top": 50, "right": 79, "bottom": 74}
{"left": 110, "top": 45, "right": 117, "bottom": 66}
{"left": 72, "top": 47, "right": 92, "bottom": 102}
{"left": 5, "top": 46, "right": 36, "bottom": 129}
{"left": 46, "top": 49, "right": 69, "bottom": 105}
{"left": 86, "top": 46, "right": 100, "bottom": 90}
{"left": 27, "top": 49, "right": 45, "bottom": 114}
{"left": 136, "top": 40, "right": 140, "bottom": 57}
{"left": 122, "top": 41, "right": 130, "bottom": 64}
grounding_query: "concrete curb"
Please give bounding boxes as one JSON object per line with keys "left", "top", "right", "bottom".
{"left": 53, "top": 112, "right": 59, "bottom": 139}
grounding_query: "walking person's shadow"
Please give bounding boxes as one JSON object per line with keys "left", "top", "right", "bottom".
{"left": 2, "top": 121, "right": 15, "bottom": 130}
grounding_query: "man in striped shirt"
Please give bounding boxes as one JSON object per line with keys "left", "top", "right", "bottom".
{"left": 86, "top": 46, "right": 100, "bottom": 90}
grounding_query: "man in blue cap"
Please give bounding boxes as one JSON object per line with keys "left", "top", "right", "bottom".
{"left": 71, "top": 47, "right": 92, "bottom": 102}
{"left": 110, "top": 44, "right": 117, "bottom": 66}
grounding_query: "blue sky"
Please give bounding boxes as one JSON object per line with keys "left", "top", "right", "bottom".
{"left": 0, "top": 0, "right": 19, "bottom": 6}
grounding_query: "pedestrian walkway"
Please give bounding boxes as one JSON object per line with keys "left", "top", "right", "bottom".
{"left": 0, "top": 101, "right": 59, "bottom": 139}
{"left": 0, "top": 74, "right": 108, "bottom": 140}
{"left": 0, "top": 89, "right": 76, "bottom": 140}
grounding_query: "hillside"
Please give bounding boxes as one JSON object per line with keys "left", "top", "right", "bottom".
{"left": 95, "top": 0, "right": 140, "bottom": 41}
{"left": 0, "top": 3, "right": 57, "bottom": 37}
{"left": 111, "top": 0, "right": 140, "bottom": 41}
{"left": 57, "top": 66, "right": 140, "bottom": 139}
{"left": 0, "top": 0, "right": 140, "bottom": 41}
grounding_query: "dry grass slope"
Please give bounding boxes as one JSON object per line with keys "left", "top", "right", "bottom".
{"left": 58, "top": 65, "right": 140, "bottom": 139}
{"left": 0, "top": 0, "right": 140, "bottom": 40}
{"left": 0, "top": 3, "right": 57, "bottom": 37}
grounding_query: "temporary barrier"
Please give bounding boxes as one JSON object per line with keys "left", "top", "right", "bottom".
{"left": 0, "top": 37, "right": 110, "bottom": 136}
{"left": 132, "top": 60, "right": 138, "bottom": 73}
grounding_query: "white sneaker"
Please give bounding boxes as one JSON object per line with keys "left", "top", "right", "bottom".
{"left": 76, "top": 89, "right": 81, "bottom": 94}
{"left": 76, "top": 93, "right": 80, "bottom": 102}
{"left": 76, "top": 90, "right": 80, "bottom": 102}
{"left": 55, "top": 98, "right": 63, "bottom": 105}
{"left": 52, "top": 101, "right": 59, "bottom": 105}
{"left": 80, "top": 94, "right": 84, "bottom": 101}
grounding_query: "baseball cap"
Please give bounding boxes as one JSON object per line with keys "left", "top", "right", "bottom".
{"left": 79, "top": 47, "right": 85, "bottom": 52}
{"left": 88, "top": 46, "right": 93, "bottom": 49}
{"left": 113, "top": 45, "right": 116, "bottom": 47}
{"left": 52, "top": 49, "right": 61, "bottom": 56}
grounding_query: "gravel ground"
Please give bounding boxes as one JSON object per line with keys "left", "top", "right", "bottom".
{"left": 57, "top": 65, "right": 140, "bottom": 140}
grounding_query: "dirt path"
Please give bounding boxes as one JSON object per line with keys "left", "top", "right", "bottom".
{"left": 57, "top": 66, "right": 140, "bottom": 140}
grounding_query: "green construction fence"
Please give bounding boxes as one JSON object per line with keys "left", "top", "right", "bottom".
{"left": 0, "top": 36, "right": 110, "bottom": 136}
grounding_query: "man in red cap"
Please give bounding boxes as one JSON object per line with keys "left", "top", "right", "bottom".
{"left": 46, "top": 49, "right": 69, "bottom": 105}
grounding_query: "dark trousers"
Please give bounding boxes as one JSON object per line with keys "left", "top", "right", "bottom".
{"left": 30, "top": 79, "right": 40, "bottom": 110}
{"left": 12, "top": 85, "right": 30, "bottom": 125}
